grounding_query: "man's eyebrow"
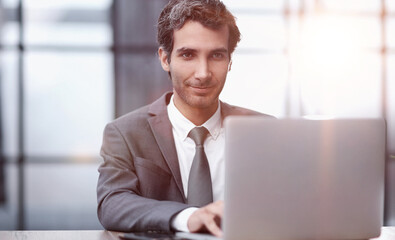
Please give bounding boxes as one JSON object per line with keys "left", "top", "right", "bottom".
{"left": 211, "top": 48, "right": 228, "bottom": 53}
{"left": 175, "top": 47, "right": 197, "bottom": 53}
{"left": 175, "top": 47, "right": 229, "bottom": 54}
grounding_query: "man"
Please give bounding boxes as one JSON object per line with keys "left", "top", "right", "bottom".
{"left": 97, "top": 0, "right": 272, "bottom": 237}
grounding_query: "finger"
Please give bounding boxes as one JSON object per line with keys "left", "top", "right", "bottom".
{"left": 204, "top": 216, "right": 223, "bottom": 238}
{"left": 187, "top": 201, "right": 224, "bottom": 235}
{"left": 207, "top": 201, "right": 224, "bottom": 217}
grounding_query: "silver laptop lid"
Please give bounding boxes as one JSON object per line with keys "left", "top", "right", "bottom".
{"left": 224, "top": 117, "right": 385, "bottom": 240}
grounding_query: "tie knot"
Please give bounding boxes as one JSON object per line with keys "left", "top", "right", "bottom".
{"left": 188, "top": 127, "right": 209, "bottom": 146}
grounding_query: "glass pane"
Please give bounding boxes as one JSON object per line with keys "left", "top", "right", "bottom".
{"left": 1, "top": 22, "right": 19, "bottom": 46}
{"left": 25, "top": 22, "right": 111, "bottom": 47}
{"left": 24, "top": 1, "right": 112, "bottom": 47}
{"left": 387, "top": 0, "right": 395, "bottom": 13}
{"left": 288, "top": 0, "right": 297, "bottom": 11}
{"left": 296, "top": 52, "right": 381, "bottom": 118}
{"left": 387, "top": 17, "right": 395, "bottom": 49}
{"left": 320, "top": 0, "right": 380, "bottom": 13}
{"left": 221, "top": 53, "right": 288, "bottom": 117}
{"left": 25, "top": 163, "right": 102, "bottom": 229}
{"left": 24, "top": 51, "right": 114, "bottom": 158}
{"left": 0, "top": 164, "right": 18, "bottom": 230}
{"left": 237, "top": 15, "right": 286, "bottom": 50}
{"left": 0, "top": 50, "right": 19, "bottom": 160}
{"left": 223, "top": 0, "right": 284, "bottom": 11}
{"left": 295, "top": 14, "right": 380, "bottom": 50}
{"left": 1, "top": 2, "right": 19, "bottom": 46}
{"left": 24, "top": 0, "right": 111, "bottom": 10}
{"left": 2, "top": 0, "right": 18, "bottom": 8}
{"left": 296, "top": 0, "right": 322, "bottom": 13}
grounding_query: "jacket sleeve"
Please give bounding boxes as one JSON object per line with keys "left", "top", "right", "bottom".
{"left": 96, "top": 122, "right": 189, "bottom": 232}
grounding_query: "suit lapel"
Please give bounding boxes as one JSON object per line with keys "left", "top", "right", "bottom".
{"left": 148, "top": 92, "right": 186, "bottom": 201}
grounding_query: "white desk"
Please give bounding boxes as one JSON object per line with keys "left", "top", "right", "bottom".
{"left": 0, "top": 227, "right": 394, "bottom": 240}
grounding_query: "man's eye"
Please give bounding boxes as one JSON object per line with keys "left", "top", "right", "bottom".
{"left": 181, "top": 53, "right": 193, "bottom": 58}
{"left": 212, "top": 53, "right": 224, "bottom": 59}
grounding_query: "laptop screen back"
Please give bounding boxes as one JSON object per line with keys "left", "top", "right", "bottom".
{"left": 224, "top": 117, "right": 385, "bottom": 240}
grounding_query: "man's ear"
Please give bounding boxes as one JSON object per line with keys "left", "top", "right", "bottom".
{"left": 228, "top": 59, "right": 232, "bottom": 72}
{"left": 158, "top": 47, "right": 170, "bottom": 72}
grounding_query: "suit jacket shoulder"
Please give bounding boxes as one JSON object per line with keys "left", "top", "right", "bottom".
{"left": 220, "top": 101, "right": 275, "bottom": 119}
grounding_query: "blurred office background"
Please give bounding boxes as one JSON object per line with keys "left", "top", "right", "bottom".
{"left": 0, "top": 0, "right": 394, "bottom": 230}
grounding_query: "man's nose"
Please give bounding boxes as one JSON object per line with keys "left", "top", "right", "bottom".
{"left": 194, "top": 59, "right": 211, "bottom": 80}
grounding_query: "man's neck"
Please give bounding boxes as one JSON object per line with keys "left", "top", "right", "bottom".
{"left": 181, "top": 107, "right": 218, "bottom": 126}
{"left": 172, "top": 98, "right": 219, "bottom": 126}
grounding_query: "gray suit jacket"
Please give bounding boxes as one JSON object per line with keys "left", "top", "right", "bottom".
{"left": 97, "top": 92, "right": 272, "bottom": 232}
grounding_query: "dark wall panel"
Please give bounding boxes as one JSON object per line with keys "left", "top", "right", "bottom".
{"left": 385, "top": 65, "right": 395, "bottom": 225}
{"left": 114, "top": 0, "right": 171, "bottom": 117}
{"left": 0, "top": 77, "right": 4, "bottom": 204}
{"left": 117, "top": 53, "right": 172, "bottom": 116}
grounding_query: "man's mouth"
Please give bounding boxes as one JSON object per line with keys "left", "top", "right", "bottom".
{"left": 191, "top": 85, "right": 209, "bottom": 89}
{"left": 189, "top": 85, "right": 212, "bottom": 94}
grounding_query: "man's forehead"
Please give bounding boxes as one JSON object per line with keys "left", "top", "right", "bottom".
{"left": 174, "top": 20, "right": 229, "bottom": 35}
{"left": 172, "top": 20, "right": 229, "bottom": 52}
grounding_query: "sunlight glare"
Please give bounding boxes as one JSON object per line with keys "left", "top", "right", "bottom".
{"left": 291, "top": 13, "right": 378, "bottom": 117}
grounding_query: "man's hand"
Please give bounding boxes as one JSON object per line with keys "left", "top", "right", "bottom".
{"left": 187, "top": 200, "right": 224, "bottom": 237}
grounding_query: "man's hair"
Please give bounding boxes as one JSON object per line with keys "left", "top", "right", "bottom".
{"left": 157, "top": 0, "right": 241, "bottom": 61}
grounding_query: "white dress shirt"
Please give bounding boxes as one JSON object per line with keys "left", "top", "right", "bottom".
{"left": 167, "top": 95, "right": 225, "bottom": 232}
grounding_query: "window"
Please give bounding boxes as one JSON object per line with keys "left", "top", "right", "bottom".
{"left": 221, "top": 0, "right": 395, "bottom": 225}
{"left": 0, "top": 0, "right": 113, "bottom": 230}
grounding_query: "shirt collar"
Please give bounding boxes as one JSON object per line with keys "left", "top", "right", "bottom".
{"left": 167, "top": 94, "right": 222, "bottom": 141}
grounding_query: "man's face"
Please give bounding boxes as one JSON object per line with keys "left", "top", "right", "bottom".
{"left": 159, "top": 20, "right": 231, "bottom": 115}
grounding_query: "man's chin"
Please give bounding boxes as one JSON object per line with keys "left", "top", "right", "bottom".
{"left": 188, "top": 95, "right": 218, "bottom": 109}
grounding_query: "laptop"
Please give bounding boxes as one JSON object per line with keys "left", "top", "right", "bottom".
{"left": 222, "top": 117, "right": 385, "bottom": 240}
{"left": 122, "top": 117, "right": 385, "bottom": 240}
